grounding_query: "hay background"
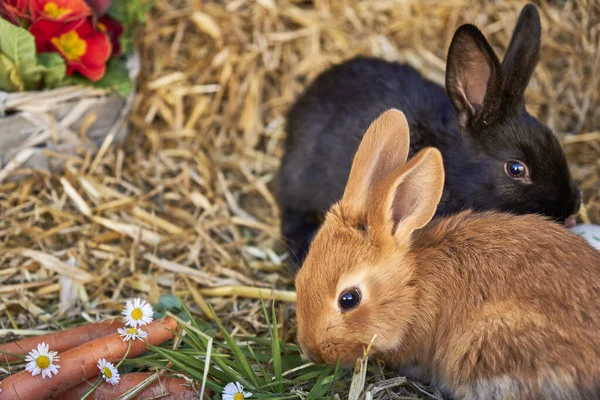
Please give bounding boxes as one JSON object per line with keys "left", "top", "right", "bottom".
{"left": 0, "top": 0, "right": 598, "bottom": 388}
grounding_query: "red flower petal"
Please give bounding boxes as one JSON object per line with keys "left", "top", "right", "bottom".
{"left": 71, "top": 62, "right": 106, "bottom": 82}
{"left": 99, "top": 15, "right": 123, "bottom": 36}
{"left": 5, "top": 0, "right": 28, "bottom": 10}
{"left": 29, "top": 17, "right": 111, "bottom": 82}
{"left": 1, "top": 0, "right": 31, "bottom": 24}
{"left": 79, "top": 31, "right": 112, "bottom": 67}
{"left": 29, "top": 18, "right": 84, "bottom": 52}
{"left": 74, "top": 16, "right": 95, "bottom": 35}
{"left": 30, "top": 0, "right": 91, "bottom": 21}
{"left": 66, "top": 64, "right": 77, "bottom": 75}
{"left": 98, "top": 14, "right": 123, "bottom": 56}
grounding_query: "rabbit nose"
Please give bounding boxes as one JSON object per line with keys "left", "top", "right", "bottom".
{"left": 563, "top": 187, "right": 582, "bottom": 227}
{"left": 301, "top": 347, "right": 324, "bottom": 364}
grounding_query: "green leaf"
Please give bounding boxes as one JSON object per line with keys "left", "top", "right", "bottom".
{"left": 154, "top": 294, "right": 183, "bottom": 314}
{"left": 36, "top": 53, "right": 67, "bottom": 89}
{"left": 92, "top": 57, "right": 133, "bottom": 97}
{"left": 0, "top": 18, "right": 40, "bottom": 90}
{"left": 67, "top": 58, "right": 133, "bottom": 97}
{"left": 96, "top": 58, "right": 133, "bottom": 97}
{"left": 0, "top": 53, "right": 22, "bottom": 91}
{"left": 108, "top": 0, "right": 153, "bottom": 54}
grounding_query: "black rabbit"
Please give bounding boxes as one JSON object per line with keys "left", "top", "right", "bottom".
{"left": 276, "top": 4, "right": 581, "bottom": 268}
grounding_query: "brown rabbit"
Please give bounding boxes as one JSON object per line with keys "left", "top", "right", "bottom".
{"left": 295, "top": 109, "right": 600, "bottom": 400}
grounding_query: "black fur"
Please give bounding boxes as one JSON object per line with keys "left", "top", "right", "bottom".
{"left": 277, "top": 4, "right": 581, "bottom": 268}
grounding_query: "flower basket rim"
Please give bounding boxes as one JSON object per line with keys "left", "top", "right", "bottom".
{"left": 0, "top": 50, "right": 141, "bottom": 114}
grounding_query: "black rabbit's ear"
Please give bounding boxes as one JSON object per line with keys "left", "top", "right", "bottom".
{"left": 446, "top": 24, "right": 503, "bottom": 130}
{"left": 501, "top": 4, "right": 541, "bottom": 108}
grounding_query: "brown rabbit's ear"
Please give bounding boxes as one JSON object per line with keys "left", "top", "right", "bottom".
{"left": 501, "top": 4, "right": 541, "bottom": 108}
{"left": 446, "top": 24, "right": 503, "bottom": 129}
{"left": 370, "top": 148, "right": 445, "bottom": 247}
{"left": 340, "top": 109, "right": 410, "bottom": 214}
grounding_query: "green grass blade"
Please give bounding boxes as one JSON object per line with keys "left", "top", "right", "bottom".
{"left": 148, "top": 345, "right": 206, "bottom": 382}
{"left": 210, "top": 305, "right": 260, "bottom": 388}
{"left": 179, "top": 297, "right": 201, "bottom": 330}
{"left": 271, "top": 300, "right": 283, "bottom": 392}
{"left": 330, "top": 358, "right": 342, "bottom": 396}
{"left": 291, "top": 370, "right": 324, "bottom": 383}
{"left": 306, "top": 367, "right": 334, "bottom": 400}
{"left": 247, "top": 344, "right": 272, "bottom": 383}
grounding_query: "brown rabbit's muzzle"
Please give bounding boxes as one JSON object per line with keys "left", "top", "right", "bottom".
{"left": 299, "top": 346, "right": 322, "bottom": 364}
{"left": 298, "top": 323, "right": 368, "bottom": 366}
{"left": 300, "top": 340, "right": 365, "bottom": 367}
{"left": 321, "top": 341, "right": 365, "bottom": 366}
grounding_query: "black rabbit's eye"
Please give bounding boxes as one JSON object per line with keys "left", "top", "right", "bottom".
{"left": 508, "top": 162, "right": 524, "bottom": 176}
{"left": 339, "top": 288, "right": 361, "bottom": 311}
{"left": 504, "top": 161, "right": 530, "bottom": 182}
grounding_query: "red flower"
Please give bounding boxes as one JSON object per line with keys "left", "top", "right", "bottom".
{"left": 97, "top": 14, "right": 122, "bottom": 56}
{"left": 30, "top": 18, "right": 111, "bottom": 81}
{"left": 0, "top": 0, "right": 30, "bottom": 24}
{"left": 29, "top": 0, "right": 91, "bottom": 21}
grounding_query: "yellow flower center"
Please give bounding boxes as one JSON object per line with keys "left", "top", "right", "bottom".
{"left": 126, "top": 327, "right": 138, "bottom": 335}
{"left": 103, "top": 366, "right": 113, "bottom": 379}
{"left": 44, "top": 2, "right": 71, "bottom": 19}
{"left": 36, "top": 355, "right": 50, "bottom": 369}
{"left": 97, "top": 22, "right": 107, "bottom": 32}
{"left": 51, "top": 31, "right": 87, "bottom": 61}
{"left": 233, "top": 394, "right": 244, "bottom": 400}
{"left": 131, "top": 308, "right": 143, "bottom": 320}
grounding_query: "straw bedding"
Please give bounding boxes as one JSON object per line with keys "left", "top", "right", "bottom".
{"left": 0, "top": 0, "right": 598, "bottom": 390}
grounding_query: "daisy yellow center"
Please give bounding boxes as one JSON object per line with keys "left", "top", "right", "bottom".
{"left": 126, "top": 327, "right": 138, "bottom": 335}
{"left": 44, "top": 3, "right": 71, "bottom": 19}
{"left": 103, "top": 366, "right": 113, "bottom": 379}
{"left": 36, "top": 355, "right": 50, "bottom": 369}
{"left": 131, "top": 308, "right": 143, "bottom": 320}
{"left": 51, "top": 31, "right": 87, "bottom": 61}
{"left": 234, "top": 394, "right": 244, "bottom": 400}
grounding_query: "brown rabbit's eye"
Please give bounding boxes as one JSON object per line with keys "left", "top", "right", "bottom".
{"left": 504, "top": 161, "right": 530, "bottom": 182}
{"left": 339, "top": 288, "right": 361, "bottom": 311}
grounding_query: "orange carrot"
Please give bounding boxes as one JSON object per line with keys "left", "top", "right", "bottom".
{"left": 0, "top": 320, "right": 124, "bottom": 364}
{"left": 57, "top": 372, "right": 208, "bottom": 399}
{"left": 0, "top": 317, "right": 178, "bottom": 400}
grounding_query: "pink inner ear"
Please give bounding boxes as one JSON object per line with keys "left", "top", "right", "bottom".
{"left": 391, "top": 179, "right": 418, "bottom": 232}
{"left": 464, "top": 58, "right": 491, "bottom": 107}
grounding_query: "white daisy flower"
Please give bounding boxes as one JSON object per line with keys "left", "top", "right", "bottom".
{"left": 117, "top": 326, "right": 148, "bottom": 341}
{"left": 97, "top": 358, "right": 120, "bottom": 385}
{"left": 24, "top": 342, "right": 60, "bottom": 379}
{"left": 122, "top": 298, "right": 153, "bottom": 327}
{"left": 222, "top": 382, "right": 252, "bottom": 400}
